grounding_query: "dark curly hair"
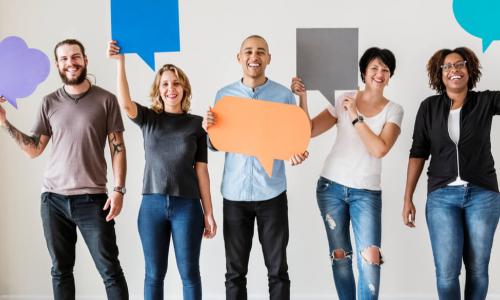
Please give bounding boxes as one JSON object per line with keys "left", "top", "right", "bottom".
{"left": 426, "top": 47, "right": 481, "bottom": 94}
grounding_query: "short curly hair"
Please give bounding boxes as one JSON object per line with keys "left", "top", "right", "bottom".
{"left": 149, "top": 64, "right": 192, "bottom": 114}
{"left": 426, "top": 47, "right": 481, "bottom": 94}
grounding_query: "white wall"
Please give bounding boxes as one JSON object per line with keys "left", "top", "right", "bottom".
{"left": 1, "top": 0, "right": 499, "bottom": 298}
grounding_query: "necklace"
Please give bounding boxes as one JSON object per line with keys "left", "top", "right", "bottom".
{"left": 63, "top": 80, "right": 91, "bottom": 103}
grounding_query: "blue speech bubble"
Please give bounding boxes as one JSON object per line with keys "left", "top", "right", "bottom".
{"left": 453, "top": 0, "right": 500, "bottom": 52}
{"left": 111, "top": 0, "right": 180, "bottom": 70}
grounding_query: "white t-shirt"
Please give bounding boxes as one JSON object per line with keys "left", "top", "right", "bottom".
{"left": 320, "top": 92, "right": 404, "bottom": 191}
{"left": 447, "top": 107, "right": 468, "bottom": 186}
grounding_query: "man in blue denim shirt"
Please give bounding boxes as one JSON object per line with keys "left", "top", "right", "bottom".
{"left": 203, "top": 35, "right": 307, "bottom": 300}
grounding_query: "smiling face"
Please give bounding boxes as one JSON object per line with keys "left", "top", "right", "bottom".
{"left": 363, "top": 58, "right": 391, "bottom": 90}
{"left": 441, "top": 52, "right": 469, "bottom": 94}
{"left": 55, "top": 44, "right": 88, "bottom": 85}
{"left": 237, "top": 36, "right": 271, "bottom": 84}
{"left": 159, "top": 70, "right": 184, "bottom": 113}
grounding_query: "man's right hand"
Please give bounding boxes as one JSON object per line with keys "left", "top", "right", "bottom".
{"left": 202, "top": 106, "right": 216, "bottom": 132}
{"left": 0, "top": 96, "right": 8, "bottom": 127}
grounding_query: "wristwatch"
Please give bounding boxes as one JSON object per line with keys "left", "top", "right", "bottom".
{"left": 113, "top": 186, "right": 126, "bottom": 195}
{"left": 352, "top": 115, "right": 364, "bottom": 126}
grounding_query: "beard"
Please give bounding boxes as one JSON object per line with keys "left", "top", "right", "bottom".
{"left": 58, "top": 64, "right": 87, "bottom": 85}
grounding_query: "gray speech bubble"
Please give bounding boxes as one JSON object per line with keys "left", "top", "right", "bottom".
{"left": 297, "top": 28, "right": 358, "bottom": 105}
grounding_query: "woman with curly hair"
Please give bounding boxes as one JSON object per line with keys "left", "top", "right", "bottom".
{"left": 403, "top": 47, "right": 500, "bottom": 299}
{"left": 107, "top": 40, "right": 216, "bottom": 300}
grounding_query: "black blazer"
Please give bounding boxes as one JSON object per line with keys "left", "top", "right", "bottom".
{"left": 410, "top": 90, "right": 500, "bottom": 193}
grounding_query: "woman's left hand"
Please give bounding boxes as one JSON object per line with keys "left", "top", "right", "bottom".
{"left": 203, "top": 213, "right": 217, "bottom": 239}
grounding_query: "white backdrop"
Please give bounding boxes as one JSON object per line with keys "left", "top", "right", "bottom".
{"left": 1, "top": 0, "right": 499, "bottom": 299}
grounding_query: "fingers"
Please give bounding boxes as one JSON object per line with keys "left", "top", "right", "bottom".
{"left": 103, "top": 198, "right": 111, "bottom": 210}
{"left": 103, "top": 196, "right": 123, "bottom": 222}
{"left": 202, "top": 106, "right": 216, "bottom": 131}
{"left": 107, "top": 40, "right": 121, "bottom": 58}
{"left": 290, "top": 151, "right": 309, "bottom": 166}
{"left": 103, "top": 198, "right": 115, "bottom": 221}
{"left": 203, "top": 217, "right": 217, "bottom": 239}
{"left": 291, "top": 77, "right": 306, "bottom": 94}
{"left": 402, "top": 204, "right": 416, "bottom": 228}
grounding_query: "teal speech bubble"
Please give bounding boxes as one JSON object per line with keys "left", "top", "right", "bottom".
{"left": 453, "top": 0, "right": 500, "bottom": 52}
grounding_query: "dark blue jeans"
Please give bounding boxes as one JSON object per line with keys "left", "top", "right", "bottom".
{"left": 138, "top": 194, "right": 204, "bottom": 300}
{"left": 316, "top": 178, "right": 382, "bottom": 300}
{"left": 426, "top": 184, "right": 500, "bottom": 300}
{"left": 40, "top": 192, "right": 128, "bottom": 300}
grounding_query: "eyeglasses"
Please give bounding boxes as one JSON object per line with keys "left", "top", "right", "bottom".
{"left": 441, "top": 60, "right": 467, "bottom": 72}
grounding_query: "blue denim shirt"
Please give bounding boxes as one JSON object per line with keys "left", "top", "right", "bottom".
{"left": 213, "top": 79, "right": 296, "bottom": 201}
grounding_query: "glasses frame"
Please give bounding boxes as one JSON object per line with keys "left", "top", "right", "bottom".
{"left": 441, "top": 60, "right": 467, "bottom": 72}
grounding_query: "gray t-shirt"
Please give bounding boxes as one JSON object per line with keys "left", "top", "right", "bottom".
{"left": 131, "top": 103, "right": 207, "bottom": 199}
{"left": 32, "top": 85, "right": 124, "bottom": 195}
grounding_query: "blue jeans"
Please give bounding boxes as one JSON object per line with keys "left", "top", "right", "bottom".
{"left": 426, "top": 184, "right": 500, "bottom": 300}
{"left": 316, "top": 178, "right": 382, "bottom": 300}
{"left": 138, "top": 194, "right": 204, "bottom": 300}
{"left": 40, "top": 192, "right": 128, "bottom": 300}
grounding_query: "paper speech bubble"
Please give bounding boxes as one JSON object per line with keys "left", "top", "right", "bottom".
{"left": 208, "top": 96, "right": 311, "bottom": 177}
{"left": 453, "top": 0, "right": 500, "bottom": 52}
{"left": 0, "top": 36, "right": 50, "bottom": 109}
{"left": 297, "top": 28, "right": 358, "bottom": 105}
{"left": 111, "top": 0, "right": 180, "bottom": 70}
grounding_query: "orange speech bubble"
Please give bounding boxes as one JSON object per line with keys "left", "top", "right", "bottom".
{"left": 208, "top": 96, "right": 311, "bottom": 177}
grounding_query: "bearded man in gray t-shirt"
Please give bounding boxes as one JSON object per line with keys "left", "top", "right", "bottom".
{"left": 0, "top": 39, "right": 129, "bottom": 300}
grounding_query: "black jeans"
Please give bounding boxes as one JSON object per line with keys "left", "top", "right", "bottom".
{"left": 41, "top": 192, "right": 129, "bottom": 300}
{"left": 223, "top": 191, "right": 290, "bottom": 300}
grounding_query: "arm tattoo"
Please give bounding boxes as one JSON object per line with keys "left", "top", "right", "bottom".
{"left": 4, "top": 121, "right": 41, "bottom": 149}
{"left": 109, "top": 132, "right": 124, "bottom": 157}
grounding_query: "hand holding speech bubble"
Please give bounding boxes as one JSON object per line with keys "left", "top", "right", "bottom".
{"left": 453, "top": 0, "right": 500, "bottom": 52}
{"left": 111, "top": 0, "right": 180, "bottom": 70}
{"left": 0, "top": 36, "right": 50, "bottom": 108}
{"left": 208, "top": 96, "right": 311, "bottom": 177}
{"left": 297, "top": 28, "right": 358, "bottom": 105}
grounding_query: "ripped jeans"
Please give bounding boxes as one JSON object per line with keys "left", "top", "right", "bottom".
{"left": 316, "top": 177, "right": 382, "bottom": 300}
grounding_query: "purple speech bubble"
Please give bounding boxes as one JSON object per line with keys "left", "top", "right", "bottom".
{"left": 0, "top": 36, "right": 50, "bottom": 108}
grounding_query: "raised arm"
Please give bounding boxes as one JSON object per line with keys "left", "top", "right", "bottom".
{"left": 104, "top": 131, "right": 127, "bottom": 221}
{"left": 291, "top": 77, "right": 337, "bottom": 138}
{"left": 107, "top": 41, "right": 138, "bottom": 119}
{"left": 0, "top": 97, "right": 50, "bottom": 158}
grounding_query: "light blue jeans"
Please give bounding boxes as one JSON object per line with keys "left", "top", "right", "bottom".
{"left": 138, "top": 194, "right": 204, "bottom": 300}
{"left": 426, "top": 184, "right": 500, "bottom": 300}
{"left": 316, "top": 177, "right": 382, "bottom": 300}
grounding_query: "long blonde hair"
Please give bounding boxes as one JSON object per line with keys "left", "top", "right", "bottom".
{"left": 149, "top": 64, "right": 192, "bottom": 113}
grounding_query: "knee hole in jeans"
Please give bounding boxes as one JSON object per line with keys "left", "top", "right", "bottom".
{"left": 330, "top": 249, "right": 352, "bottom": 262}
{"left": 361, "top": 246, "right": 384, "bottom": 266}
